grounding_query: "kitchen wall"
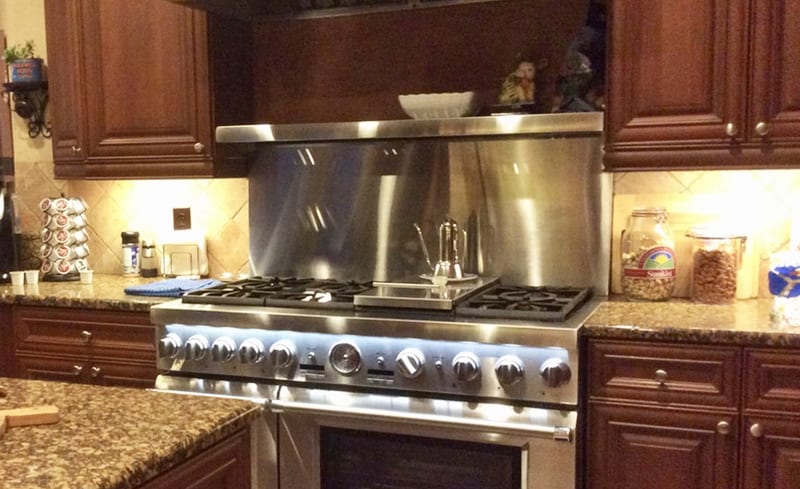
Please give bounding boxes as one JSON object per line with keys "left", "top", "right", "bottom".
{"left": 2, "top": 0, "right": 798, "bottom": 295}
{"left": 1, "top": 0, "right": 250, "bottom": 277}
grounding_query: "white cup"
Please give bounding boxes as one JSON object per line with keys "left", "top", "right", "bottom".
{"left": 25, "top": 270, "right": 39, "bottom": 285}
{"left": 9, "top": 271, "right": 24, "bottom": 286}
{"left": 80, "top": 269, "right": 93, "bottom": 284}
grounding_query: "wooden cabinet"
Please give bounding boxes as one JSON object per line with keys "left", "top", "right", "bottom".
{"left": 137, "top": 428, "right": 251, "bottom": 489}
{"left": 44, "top": 0, "right": 253, "bottom": 179}
{"left": 586, "top": 340, "right": 741, "bottom": 489}
{"left": 0, "top": 305, "right": 11, "bottom": 377}
{"left": 586, "top": 340, "right": 800, "bottom": 489}
{"left": 604, "top": 0, "right": 800, "bottom": 170}
{"left": 742, "top": 349, "right": 800, "bottom": 489}
{"left": 13, "top": 306, "right": 157, "bottom": 388}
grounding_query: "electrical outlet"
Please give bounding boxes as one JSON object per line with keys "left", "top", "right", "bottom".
{"left": 173, "top": 207, "right": 192, "bottom": 230}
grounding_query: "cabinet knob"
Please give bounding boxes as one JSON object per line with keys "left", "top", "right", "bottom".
{"left": 72, "top": 365, "right": 84, "bottom": 376}
{"left": 725, "top": 123, "right": 738, "bottom": 137}
{"left": 716, "top": 421, "right": 731, "bottom": 435}
{"left": 71, "top": 145, "right": 81, "bottom": 154}
{"left": 193, "top": 142, "right": 205, "bottom": 153}
{"left": 80, "top": 330, "right": 92, "bottom": 344}
{"left": 750, "top": 423, "right": 764, "bottom": 438}
{"left": 755, "top": 122, "right": 769, "bottom": 137}
{"left": 654, "top": 369, "right": 668, "bottom": 385}
{"left": 90, "top": 366, "right": 101, "bottom": 378}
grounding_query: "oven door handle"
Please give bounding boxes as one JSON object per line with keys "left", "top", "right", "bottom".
{"left": 269, "top": 397, "right": 573, "bottom": 442}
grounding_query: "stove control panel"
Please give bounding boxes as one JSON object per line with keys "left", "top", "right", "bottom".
{"left": 156, "top": 323, "right": 577, "bottom": 405}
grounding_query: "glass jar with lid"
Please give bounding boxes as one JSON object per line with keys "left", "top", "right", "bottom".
{"left": 621, "top": 207, "right": 676, "bottom": 301}
{"left": 686, "top": 227, "right": 746, "bottom": 304}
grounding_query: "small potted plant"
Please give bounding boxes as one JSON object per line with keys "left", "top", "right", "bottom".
{"left": 2, "top": 40, "right": 43, "bottom": 83}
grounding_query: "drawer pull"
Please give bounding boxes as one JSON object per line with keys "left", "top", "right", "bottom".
{"left": 90, "top": 366, "right": 101, "bottom": 378}
{"left": 193, "top": 142, "right": 205, "bottom": 153}
{"left": 80, "top": 330, "right": 92, "bottom": 344}
{"left": 716, "top": 421, "right": 730, "bottom": 435}
{"left": 654, "top": 369, "right": 668, "bottom": 385}
{"left": 750, "top": 423, "right": 764, "bottom": 438}
{"left": 72, "top": 365, "right": 83, "bottom": 376}
{"left": 755, "top": 122, "right": 769, "bottom": 137}
{"left": 725, "top": 123, "right": 738, "bottom": 137}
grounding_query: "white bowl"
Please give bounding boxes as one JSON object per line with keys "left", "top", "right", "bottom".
{"left": 398, "top": 92, "right": 479, "bottom": 120}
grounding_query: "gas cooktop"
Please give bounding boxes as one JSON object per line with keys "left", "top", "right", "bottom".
{"left": 181, "top": 276, "right": 591, "bottom": 322}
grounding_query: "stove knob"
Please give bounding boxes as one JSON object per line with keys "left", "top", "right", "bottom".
{"left": 494, "top": 355, "right": 525, "bottom": 386}
{"left": 269, "top": 340, "right": 296, "bottom": 369}
{"left": 395, "top": 348, "right": 425, "bottom": 379}
{"left": 238, "top": 339, "right": 265, "bottom": 364}
{"left": 184, "top": 335, "right": 209, "bottom": 361}
{"left": 211, "top": 337, "right": 237, "bottom": 363}
{"left": 452, "top": 352, "right": 481, "bottom": 383}
{"left": 158, "top": 333, "right": 182, "bottom": 359}
{"left": 539, "top": 358, "right": 572, "bottom": 388}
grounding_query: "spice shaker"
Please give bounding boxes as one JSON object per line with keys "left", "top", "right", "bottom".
{"left": 620, "top": 207, "right": 676, "bottom": 301}
{"left": 121, "top": 231, "right": 140, "bottom": 275}
{"left": 140, "top": 239, "right": 158, "bottom": 277}
{"left": 686, "top": 227, "right": 746, "bottom": 304}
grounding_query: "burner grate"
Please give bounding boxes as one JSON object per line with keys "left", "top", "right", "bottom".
{"left": 181, "top": 276, "right": 374, "bottom": 309}
{"left": 455, "top": 285, "right": 590, "bottom": 321}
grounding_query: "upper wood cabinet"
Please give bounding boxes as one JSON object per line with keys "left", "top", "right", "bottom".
{"left": 44, "top": 0, "right": 253, "bottom": 179}
{"left": 604, "top": 0, "right": 800, "bottom": 170}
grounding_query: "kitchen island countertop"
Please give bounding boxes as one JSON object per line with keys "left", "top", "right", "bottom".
{"left": 0, "top": 377, "right": 262, "bottom": 489}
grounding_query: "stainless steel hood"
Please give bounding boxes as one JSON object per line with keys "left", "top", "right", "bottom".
{"left": 215, "top": 112, "right": 603, "bottom": 144}
{"left": 168, "top": 0, "right": 528, "bottom": 20}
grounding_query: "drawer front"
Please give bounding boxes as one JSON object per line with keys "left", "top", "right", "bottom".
{"left": 588, "top": 340, "right": 741, "bottom": 408}
{"left": 14, "top": 306, "right": 155, "bottom": 360}
{"left": 745, "top": 349, "right": 800, "bottom": 413}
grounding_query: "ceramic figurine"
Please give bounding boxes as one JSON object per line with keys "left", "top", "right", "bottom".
{"left": 498, "top": 59, "right": 547, "bottom": 105}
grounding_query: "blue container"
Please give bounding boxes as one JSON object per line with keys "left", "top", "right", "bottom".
{"left": 10, "top": 58, "right": 43, "bottom": 82}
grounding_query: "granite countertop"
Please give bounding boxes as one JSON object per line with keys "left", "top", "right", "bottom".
{"left": 584, "top": 297, "right": 800, "bottom": 347}
{"left": 0, "top": 377, "right": 262, "bottom": 489}
{"left": 0, "top": 274, "right": 177, "bottom": 312}
{"left": 2, "top": 275, "right": 800, "bottom": 347}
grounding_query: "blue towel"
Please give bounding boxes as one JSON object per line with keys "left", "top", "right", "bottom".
{"left": 124, "top": 278, "right": 221, "bottom": 297}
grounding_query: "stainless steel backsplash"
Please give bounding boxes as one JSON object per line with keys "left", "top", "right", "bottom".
{"left": 247, "top": 127, "right": 611, "bottom": 293}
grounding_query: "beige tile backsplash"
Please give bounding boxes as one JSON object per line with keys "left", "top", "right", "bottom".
{"left": 10, "top": 147, "right": 800, "bottom": 292}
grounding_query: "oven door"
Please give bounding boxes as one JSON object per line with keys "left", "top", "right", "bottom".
{"left": 271, "top": 386, "right": 577, "bottom": 489}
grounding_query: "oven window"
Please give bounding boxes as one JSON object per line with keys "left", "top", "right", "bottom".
{"left": 320, "top": 427, "right": 522, "bottom": 489}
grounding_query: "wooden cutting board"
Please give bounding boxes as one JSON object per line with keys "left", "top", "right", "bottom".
{"left": 0, "top": 405, "right": 60, "bottom": 439}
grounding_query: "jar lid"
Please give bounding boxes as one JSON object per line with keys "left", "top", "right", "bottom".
{"left": 121, "top": 231, "right": 140, "bottom": 243}
{"left": 686, "top": 225, "right": 747, "bottom": 241}
{"left": 631, "top": 207, "right": 667, "bottom": 216}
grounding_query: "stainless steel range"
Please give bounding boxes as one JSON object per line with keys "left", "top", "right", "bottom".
{"left": 151, "top": 113, "right": 610, "bottom": 489}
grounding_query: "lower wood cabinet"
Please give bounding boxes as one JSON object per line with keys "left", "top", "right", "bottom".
{"left": 12, "top": 306, "right": 157, "bottom": 388}
{"left": 586, "top": 340, "right": 800, "bottom": 489}
{"left": 137, "top": 428, "right": 251, "bottom": 489}
{"left": 0, "top": 305, "right": 11, "bottom": 377}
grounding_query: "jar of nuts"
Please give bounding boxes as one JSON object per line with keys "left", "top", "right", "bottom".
{"left": 686, "top": 227, "right": 746, "bottom": 304}
{"left": 621, "top": 208, "right": 676, "bottom": 301}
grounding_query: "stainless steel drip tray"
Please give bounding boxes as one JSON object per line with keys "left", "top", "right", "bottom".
{"left": 354, "top": 276, "right": 499, "bottom": 310}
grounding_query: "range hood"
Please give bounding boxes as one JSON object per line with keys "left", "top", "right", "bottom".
{"left": 168, "top": 0, "right": 520, "bottom": 19}
{"left": 215, "top": 112, "right": 603, "bottom": 144}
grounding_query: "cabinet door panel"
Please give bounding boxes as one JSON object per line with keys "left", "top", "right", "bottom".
{"left": 743, "top": 415, "right": 800, "bottom": 489}
{"left": 43, "top": 0, "right": 87, "bottom": 173}
{"left": 605, "top": 0, "right": 747, "bottom": 148}
{"left": 744, "top": 349, "right": 800, "bottom": 413}
{"left": 88, "top": 360, "right": 157, "bottom": 388}
{"left": 749, "top": 0, "right": 800, "bottom": 143}
{"left": 16, "top": 355, "right": 88, "bottom": 383}
{"left": 587, "top": 403, "right": 738, "bottom": 489}
{"left": 80, "top": 0, "right": 211, "bottom": 161}
{"left": 588, "top": 340, "right": 740, "bottom": 407}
